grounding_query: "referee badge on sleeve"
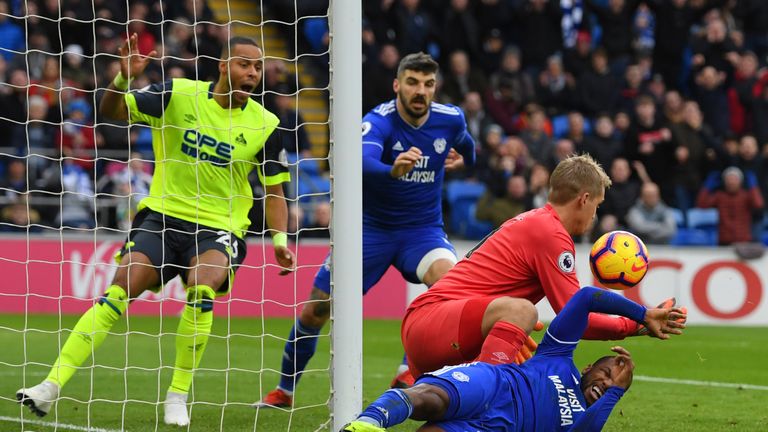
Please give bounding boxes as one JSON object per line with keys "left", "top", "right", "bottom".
{"left": 558, "top": 251, "right": 575, "bottom": 273}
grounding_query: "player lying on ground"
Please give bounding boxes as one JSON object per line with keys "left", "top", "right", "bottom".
{"left": 16, "top": 34, "right": 295, "bottom": 427}
{"left": 342, "top": 286, "right": 686, "bottom": 431}
{"left": 255, "top": 52, "right": 480, "bottom": 409}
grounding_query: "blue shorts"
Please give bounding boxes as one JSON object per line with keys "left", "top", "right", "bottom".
{"left": 313, "top": 225, "right": 455, "bottom": 294}
{"left": 417, "top": 363, "right": 521, "bottom": 432}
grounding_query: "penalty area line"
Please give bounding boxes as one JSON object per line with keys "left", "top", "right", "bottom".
{"left": 634, "top": 375, "right": 768, "bottom": 391}
{"left": 0, "top": 415, "right": 123, "bottom": 432}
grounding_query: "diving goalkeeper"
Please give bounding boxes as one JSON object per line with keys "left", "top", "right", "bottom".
{"left": 16, "top": 34, "right": 296, "bottom": 427}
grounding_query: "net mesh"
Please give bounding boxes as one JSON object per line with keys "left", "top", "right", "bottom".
{"left": 0, "top": 1, "right": 331, "bottom": 430}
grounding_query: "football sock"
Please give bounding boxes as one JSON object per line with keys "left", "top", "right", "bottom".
{"left": 47, "top": 285, "right": 128, "bottom": 387}
{"left": 278, "top": 319, "right": 321, "bottom": 393}
{"left": 169, "top": 285, "right": 215, "bottom": 394}
{"left": 357, "top": 389, "right": 413, "bottom": 428}
{"left": 476, "top": 320, "right": 527, "bottom": 365}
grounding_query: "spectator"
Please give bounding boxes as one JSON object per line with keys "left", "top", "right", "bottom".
{"left": 10, "top": 95, "right": 55, "bottom": 179}
{"left": 563, "top": 30, "right": 593, "bottom": 79}
{"left": 62, "top": 44, "right": 93, "bottom": 91}
{"left": 752, "top": 69, "right": 768, "bottom": 146}
{"left": 461, "top": 91, "right": 493, "bottom": 149}
{"left": 440, "top": 50, "right": 487, "bottom": 105}
{"left": 578, "top": 48, "right": 620, "bottom": 116}
{"left": 736, "top": 135, "right": 768, "bottom": 205}
{"left": 671, "top": 100, "right": 721, "bottom": 210}
{"left": 625, "top": 95, "right": 676, "bottom": 204}
{"left": 0, "top": 195, "right": 42, "bottom": 233}
{"left": 363, "top": 43, "right": 400, "bottom": 112}
{"left": 618, "top": 64, "right": 646, "bottom": 113}
{"left": 585, "top": 0, "right": 641, "bottom": 74}
{"left": 732, "top": 0, "right": 768, "bottom": 62}
{"left": 599, "top": 157, "right": 640, "bottom": 233}
{"left": 645, "top": 0, "right": 720, "bottom": 90}
{"left": 301, "top": 200, "right": 331, "bottom": 239}
{"left": 97, "top": 154, "right": 153, "bottom": 231}
{"left": 58, "top": 98, "right": 99, "bottom": 173}
{"left": 690, "top": 18, "right": 740, "bottom": 78}
{"left": 564, "top": 111, "right": 587, "bottom": 150}
{"left": 485, "top": 46, "right": 535, "bottom": 133}
{"left": 697, "top": 167, "right": 764, "bottom": 245}
{"left": 393, "top": 0, "right": 437, "bottom": 56}
{"left": 475, "top": 175, "right": 531, "bottom": 228}
{"left": 477, "top": 135, "right": 531, "bottom": 197}
{"left": 0, "top": 159, "right": 28, "bottom": 201}
{"left": 439, "top": 0, "right": 481, "bottom": 62}
{"left": 536, "top": 54, "right": 575, "bottom": 116}
{"left": 633, "top": 3, "right": 655, "bottom": 55}
{"left": 627, "top": 182, "right": 677, "bottom": 244}
{"left": 37, "top": 157, "right": 96, "bottom": 229}
{"left": 546, "top": 138, "right": 575, "bottom": 173}
{"left": 519, "top": 107, "right": 553, "bottom": 164}
{"left": 511, "top": 0, "right": 563, "bottom": 73}
{"left": 662, "top": 90, "right": 685, "bottom": 125}
{"left": 528, "top": 162, "right": 549, "bottom": 210}
{"left": 580, "top": 112, "right": 623, "bottom": 170}
{"left": 693, "top": 66, "right": 730, "bottom": 138}
{"left": 732, "top": 51, "right": 760, "bottom": 136}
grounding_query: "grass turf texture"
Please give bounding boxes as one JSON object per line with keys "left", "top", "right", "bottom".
{"left": 0, "top": 314, "right": 766, "bottom": 431}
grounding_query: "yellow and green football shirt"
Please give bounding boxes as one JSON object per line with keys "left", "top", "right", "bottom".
{"left": 125, "top": 78, "right": 289, "bottom": 239}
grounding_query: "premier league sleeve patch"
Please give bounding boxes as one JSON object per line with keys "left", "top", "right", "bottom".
{"left": 558, "top": 251, "right": 575, "bottom": 273}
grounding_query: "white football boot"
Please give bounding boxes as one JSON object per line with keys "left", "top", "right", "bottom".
{"left": 163, "top": 391, "right": 190, "bottom": 426}
{"left": 16, "top": 380, "right": 60, "bottom": 417}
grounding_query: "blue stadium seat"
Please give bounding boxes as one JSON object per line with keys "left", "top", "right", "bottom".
{"left": 687, "top": 208, "right": 719, "bottom": 230}
{"left": 671, "top": 208, "right": 685, "bottom": 228}
{"left": 464, "top": 203, "right": 494, "bottom": 240}
{"left": 551, "top": 115, "right": 569, "bottom": 138}
{"left": 445, "top": 181, "right": 487, "bottom": 237}
{"left": 671, "top": 228, "right": 717, "bottom": 246}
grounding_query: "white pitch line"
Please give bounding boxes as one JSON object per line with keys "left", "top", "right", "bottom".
{"left": 0, "top": 415, "right": 123, "bottom": 432}
{"left": 634, "top": 375, "right": 768, "bottom": 391}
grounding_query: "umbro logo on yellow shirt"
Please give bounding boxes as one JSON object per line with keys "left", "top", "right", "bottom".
{"left": 184, "top": 114, "right": 197, "bottom": 123}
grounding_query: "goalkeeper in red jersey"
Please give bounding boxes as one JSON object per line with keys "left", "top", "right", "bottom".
{"left": 403, "top": 154, "right": 684, "bottom": 377}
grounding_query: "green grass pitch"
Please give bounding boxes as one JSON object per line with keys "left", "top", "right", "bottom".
{"left": 0, "top": 314, "right": 766, "bottom": 431}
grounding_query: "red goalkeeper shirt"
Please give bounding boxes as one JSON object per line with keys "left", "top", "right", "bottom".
{"left": 408, "top": 204, "right": 636, "bottom": 340}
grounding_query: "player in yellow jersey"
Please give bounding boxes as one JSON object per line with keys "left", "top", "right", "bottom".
{"left": 16, "top": 33, "right": 296, "bottom": 427}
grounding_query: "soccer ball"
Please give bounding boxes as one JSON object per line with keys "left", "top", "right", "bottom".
{"left": 589, "top": 230, "right": 649, "bottom": 290}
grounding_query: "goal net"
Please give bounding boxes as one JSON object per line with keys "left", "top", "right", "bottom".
{"left": 0, "top": 1, "right": 349, "bottom": 430}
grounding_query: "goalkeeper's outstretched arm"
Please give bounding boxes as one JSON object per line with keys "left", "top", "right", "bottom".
{"left": 99, "top": 32, "right": 156, "bottom": 121}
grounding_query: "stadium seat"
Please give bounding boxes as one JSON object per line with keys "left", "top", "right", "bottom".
{"left": 670, "top": 228, "right": 717, "bottom": 246}
{"left": 464, "top": 203, "right": 494, "bottom": 240}
{"left": 551, "top": 115, "right": 569, "bottom": 138}
{"left": 445, "top": 181, "right": 487, "bottom": 237}
{"left": 671, "top": 208, "right": 685, "bottom": 228}
{"left": 687, "top": 208, "right": 719, "bottom": 230}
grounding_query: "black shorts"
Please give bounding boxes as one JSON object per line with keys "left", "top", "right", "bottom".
{"left": 116, "top": 208, "right": 247, "bottom": 295}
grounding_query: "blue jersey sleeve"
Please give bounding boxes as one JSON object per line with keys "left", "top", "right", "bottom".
{"left": 568, "top": 387, "right": 625, "bottom": 431}
{"left": 361, "top": 114, "right": 392, "bottom": 181}
{"left": 538, "top": 287, "right": 647, "bottom": 357}
{"left": 453, "top": 110, "right": 476, "bottom": 167}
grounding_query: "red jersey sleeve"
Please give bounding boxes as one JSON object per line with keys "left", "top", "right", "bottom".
{"left": 533, "top": 226, "right": 636, "bottom": 340}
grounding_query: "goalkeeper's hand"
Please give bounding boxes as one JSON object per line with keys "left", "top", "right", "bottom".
{"left": 632, "top": 297, "right": 688, "bottom": 337}
{"left": 513, "top": 321, "right": 544, "bottom": 364}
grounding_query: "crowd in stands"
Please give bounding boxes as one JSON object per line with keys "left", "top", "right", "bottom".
{"left": 1, "top": 0, "right": 768, "bottom": 247}
{"left": 361, "top": 0, "right": 768, "bottom": 246}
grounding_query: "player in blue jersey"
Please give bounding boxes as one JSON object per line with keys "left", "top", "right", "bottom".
{"left": 255, "top": 53, "right": 477, "bottom": 408}
{"left": 341, "top": 286, "right": 686, "bottom": 431}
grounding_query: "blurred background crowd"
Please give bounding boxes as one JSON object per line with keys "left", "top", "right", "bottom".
{"left": 0, "top": 0, "right": 767, "bottom": 247}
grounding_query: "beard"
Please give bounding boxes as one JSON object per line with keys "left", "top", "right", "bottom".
{"left": 398, "top": 90, "right": 428, "bottom": 119}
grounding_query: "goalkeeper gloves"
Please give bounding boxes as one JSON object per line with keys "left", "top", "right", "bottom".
{"left": 513, "top": 321, "right": 544, "bottom": 364}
